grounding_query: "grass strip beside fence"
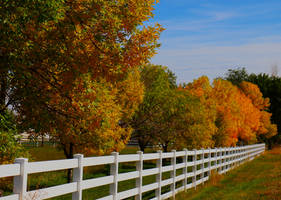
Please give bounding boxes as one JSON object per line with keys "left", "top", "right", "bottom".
{"left": 176, "top": 147, "right": 281, "bottom": 200}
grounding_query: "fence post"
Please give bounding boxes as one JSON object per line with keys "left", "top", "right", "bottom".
{"left": 225, "top": 148, "right": 229, "bottom": 171}
{"left": 242, "top": 146, "right": 244, "bottom": 164}
{"left": 222, "top": 147, "right": 225, "bottom": 172}
{"left": 225, "top": 147, "right": 227, "bottom": 172}
{"left": 229, "top": 147, "right": 233, "bottom": 169}
{"left": 183, "top": 149, "right": 188, "bottom": 191}
{"left": 222, "top": 147, "right": 226, "bottom": 173}
{"left": 228, "top": 147, "right": 231, "bottom": 170}
{"left": 241, "top": 147, "right": 244, "bottom": 164}
{"left": 231, "top": 147, "right": 235, "bottom": 169}
{"left": 251, "top": 146, "right": 255, "bottom": 160}
{"left": 110, "top": 152, "right": 119, "bottom": 200}
{"left": 234, "top": 147, "right": 237, "bottom": 167}
{"left": 238, "top": 147, "right": 241, "bottom": 166}
{"left": 243, "top": 146, "right": 246, "bottom": 163}
{"left": 72, "top": 154, "right": 84, "bottom": 200}
{"left": 219, "top": 147, "right": 222, "bottom": 173}
{"left": 237, "top": 146, "right": 239, "bottom": 166}
{"left": 233, "top": 147, "right": 236, "bottom": 168}
{"left": 135, "top": 151, "right": 143, "bottom": 200}
{"left": 232, "top": 147, "right": 235, "bottom": 168}
{"left": 171, "top": 150, "right": 176, "bottom": 200}
{"left": 13, "top": 158, "right": 28, "bottom": 200}
{"left": 235, "top": 146, "right": 238, "bottom": 166}
{"left": 192, "top": 149, "right": 197, "bottom": 190}
{"left": 201, "top": 148, "right": 204, "bottom": 185}
{"left": 156, "top": 150, "right": 162, "bottom": 200}
{"left": 215, "top": 148, "right": 218, "bottom": 172}
{"left": 208, "top": 148, "right": 211, "bottom": 177}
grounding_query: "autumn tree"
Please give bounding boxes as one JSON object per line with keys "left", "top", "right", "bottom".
{"left": 2, "top": 0, "right": 163, "bottom": 182}
{"left": 180, "top": 76, "right": 217, "bottom": 149}
{"left": 185, "top": 76, "right": 276, "bottom": 147}
{"left": 239, "top": 81, "right": 277, "bottom": 144}
{"left": 212, "top": 79, "right": 276, "bottom": 146}
{"left": 225, "top": 68, "right": 281, "bottom": 147}
{"left": 130, "top": 64, "right": 176, "bottom": 152}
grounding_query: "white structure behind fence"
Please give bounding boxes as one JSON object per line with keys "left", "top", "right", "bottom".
{"left": 0, "top": 143, "right": 265, "bottom": 200}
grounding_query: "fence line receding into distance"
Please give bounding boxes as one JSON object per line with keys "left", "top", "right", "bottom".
{"left": 0, "top": 143, "right": 265, "bottom": 200}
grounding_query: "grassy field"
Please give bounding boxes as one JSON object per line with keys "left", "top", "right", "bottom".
{"left": 2, "top": 145, "right": 280, "bottom": 199}
{"left": 176, "top": 147, "right": 281, "bottom": 200}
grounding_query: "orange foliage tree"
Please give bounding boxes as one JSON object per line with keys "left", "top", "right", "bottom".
{"left": 184, "top": 77, "right": 277, "bottom": 147}
{"left": 239, "top": 81, "right": 277, "bottom": 139}
{"left": 3, "top": 0, "right": 163, "bottom": 164}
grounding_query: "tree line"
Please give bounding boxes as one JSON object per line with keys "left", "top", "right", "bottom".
{"left": 0, "top": 0, "right": 279, "bottom": 171}
{"left": 131, "top": 65, "right": 277, "bottom": 152}
{"left": 225, "top": 68, "right": 281, "bottom": 148}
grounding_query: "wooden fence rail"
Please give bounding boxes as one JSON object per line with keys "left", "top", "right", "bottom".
{"left": 0, "top": 143, "right": 265, "bottom": 200}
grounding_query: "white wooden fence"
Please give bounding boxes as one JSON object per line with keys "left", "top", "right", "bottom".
{"left": 0, "top": 143, "right": 265, "bottom": 200}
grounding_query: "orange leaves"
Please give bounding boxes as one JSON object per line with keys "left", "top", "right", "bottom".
{"left": 240, "top": 81, "right": 270, "bottom": 110}
{"left": 239, "top": 81, "right": 277, "bottom": 139}
{"left": 6, "top": 0, "right": 162, "bottom": 158}
{"left": 49, "top": 74, "right": 134, "bottom": 155}
{"left": 116, "top": 68, "right": 144, "bottom": 120}
{"left": 185, "top": 77, "right": 277, "bottom": 147}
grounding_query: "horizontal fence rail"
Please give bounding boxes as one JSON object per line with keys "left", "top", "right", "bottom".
{"left": 0, "top": 143, "right": 265, "bottom": 200}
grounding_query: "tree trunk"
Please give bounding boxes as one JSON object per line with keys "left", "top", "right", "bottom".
{"left": 138, "top": 138, "right": 147, "bottom": 152}
{"left": 268, "top": 139, "right": 272, "bottom": 150}
{"left": 63, "top": 143, "right": 74, "bottom": 183}
{"left": 41, "top": 134, "right": 44, "bottom": 146}
{"left": 162, "top": 143, "right": 169, "bottom": 165}
{"left": 67, "top": 168, "right": 72, "bottom": 183}
{"left": 163, "top": 144, "right": 168, "bottom": 152}
{"left": 0, "top": 71, "right": 8, "bottom": 114}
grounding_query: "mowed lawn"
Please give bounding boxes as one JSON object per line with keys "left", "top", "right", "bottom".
{"left": 176, "top": 147, "right": 281, "bottom": 200}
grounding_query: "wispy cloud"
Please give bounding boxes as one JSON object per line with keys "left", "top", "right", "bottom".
{"left": 149, "top": 0, "right": 281, "bottom": 83}
{"left": 152, "top": 39, "right": 281, "bottom": 83}
{"left": 158, "top": 10, "right": 238, "bottom": 31}
{"left": 209, "top": 11, "right": 238, "bottom": 21}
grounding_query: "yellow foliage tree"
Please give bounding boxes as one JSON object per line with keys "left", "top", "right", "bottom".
{"left": 180, "top": 76, "right": 217, "bottom": 149}
{"left": 5, "top": 1, "right": 163, "bottom": 175}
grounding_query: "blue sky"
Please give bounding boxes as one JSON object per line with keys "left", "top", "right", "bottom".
{"left": 149, "top": 0, "right": 281, "bottom": 83}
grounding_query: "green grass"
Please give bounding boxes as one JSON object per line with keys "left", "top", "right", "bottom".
{"left": 175, "top": 147, "right": 281, "bottom": 200}
{"left": 4, "top": 145, "right": 280, "bottom": 200}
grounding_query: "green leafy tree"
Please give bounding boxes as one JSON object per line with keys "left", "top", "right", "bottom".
{"left": 0, "top": 110, "right": 27, "bottom": 164}
{"left": 130, "top": 64, "right": 176, "bottom": 152}
{"left": 154, "top": 88, "right": 214, "bottom": 151}
{"left": 131, "top": 65, "right": 216, "bottom": 152}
